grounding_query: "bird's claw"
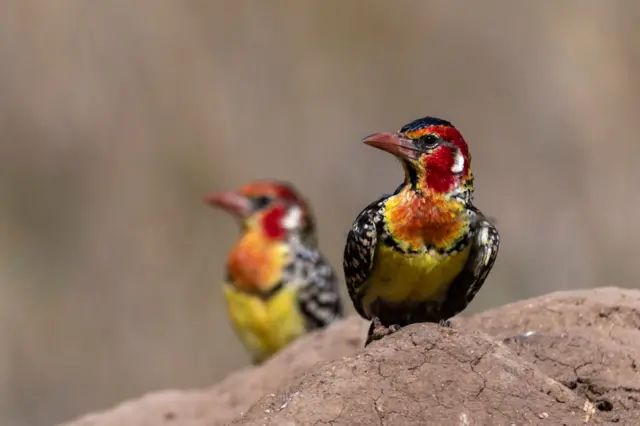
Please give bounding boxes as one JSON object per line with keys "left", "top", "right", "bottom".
{"left": 364, "top": 318, "right": 454, "bottom": 346}
{"left": 365, "top": 317, "right": 402, "bottom": 347}
{"left": 438, "top": 319, "right": 452, "bottom": 328}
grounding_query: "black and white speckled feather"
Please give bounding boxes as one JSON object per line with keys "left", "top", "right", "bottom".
{"left": 342, "top": 196, "right": 387, "bottom": 318}
{"left": 439, "top": 206, "right": 500, "bottom": 319}
{"left": 282, "top": 235, "right": 344, "bottom": 330}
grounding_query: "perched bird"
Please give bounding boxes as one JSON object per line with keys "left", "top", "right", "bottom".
{"left": 343, "top": 116, "right": 500, "bottom": 346}
{"left": 205, "top": 180, "right": 343, "bottom": 364}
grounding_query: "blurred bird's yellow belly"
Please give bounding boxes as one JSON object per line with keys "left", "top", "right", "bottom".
{"left": 361, "top": 243, "right": 471, "bottom": 317}
{"left": 223, "top": 283, "right": 306, "bottom": 364}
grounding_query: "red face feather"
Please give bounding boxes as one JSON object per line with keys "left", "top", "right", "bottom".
{"left": 207, "top": 179, "right": 314, "bottom": 240}
{"left": 423, "top": 147, "right": 456, "bottom": 193}
{"left": 417, "top": 124, "right": 470, "bottom": 167}
{"left": 260, "top": 204, "right": 287, "bottom": 240}
{"left": 405, "top": 124, "right": 471, "bottom": 194}
{"left": 240, "top": 181, "right": 311, "bottom": 223}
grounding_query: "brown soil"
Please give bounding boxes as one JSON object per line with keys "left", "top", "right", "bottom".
{"left": 60, "top": 287, "right": 640, "bottom": 426}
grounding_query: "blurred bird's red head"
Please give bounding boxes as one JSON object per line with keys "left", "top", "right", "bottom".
{"left": 204, "top": 180, "right": 315, "bottom": 239}
{"left": 362, "top": 116, "right": 471, "bottom": 194}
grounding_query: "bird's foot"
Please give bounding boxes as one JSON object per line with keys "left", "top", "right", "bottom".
{"left": 365, "top": 317, "right": 402, "bottom": 347}
{"left": 438, "top": 319, "right": 453, "bottom": 328}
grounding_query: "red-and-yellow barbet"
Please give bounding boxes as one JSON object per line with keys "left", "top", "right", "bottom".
{"left": 205, "top": 180, "right": 343, "bottom": 364}
{"left": 343, "top": 116, "right": 500, "bottom": 346}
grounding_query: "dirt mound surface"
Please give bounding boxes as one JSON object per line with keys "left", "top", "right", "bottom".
{"left": 60, "top": 287, "right": 640, "bottom": 426}
{"left": 60, "top": 317, "right": 369, "bottom": 426}
{"left": 233, "top": 323, "right": 593, "bottom": 425}
{"left": 465, "top": 287, "right": 640, "bottom": 424}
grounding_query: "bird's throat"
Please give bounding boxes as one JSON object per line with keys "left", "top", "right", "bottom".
{"left": 401, "top": 159, "right": 458, "bottom": 195}
{"left": 384, "top": 187, "right": 467, "bottom": 252}
{"left": 227, "top": 230, "right": 288, "bottom": 294}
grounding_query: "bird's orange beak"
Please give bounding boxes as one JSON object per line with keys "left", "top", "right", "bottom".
{"left": 362, "top": 132, "right": 420, "bottom": 160}
{"left": 203, "top": 191, "right": 252, "bottom": 217}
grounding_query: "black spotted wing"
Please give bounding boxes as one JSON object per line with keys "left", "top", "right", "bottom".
{"left": 342, "top": 197, "right": 386, "bottom": 319}
{"left": 290, "top": 244, "right": 344, "bottom": 331}
{"left": 440, "top": 206, "right": 500, "bottom": 319}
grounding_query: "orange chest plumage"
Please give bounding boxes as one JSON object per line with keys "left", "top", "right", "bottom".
{"left": 384, "top": 191, "right": 467, "bottom": 250}
{"left": 227, "top": 230, "right": 287, "bottom": 292}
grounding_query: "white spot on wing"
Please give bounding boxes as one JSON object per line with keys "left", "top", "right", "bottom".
{"left": 479, "top": 227, "right": 489, "bottom": 245}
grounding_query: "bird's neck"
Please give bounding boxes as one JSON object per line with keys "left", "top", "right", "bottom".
{"left": 401, "top": 159, "right": 466, "bottom": 194}
{"left": 227, "top": 227, "right": 290, "bottom": 295}
{"left": 399, "top": 157, "right": 475, "bottom": 203}
{"left": 383, "top": 185, "right": 469, "bottom": 251}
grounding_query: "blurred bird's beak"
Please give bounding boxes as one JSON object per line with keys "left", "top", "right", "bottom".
{"left": 204, "top": 191, "right": 252, "bottom": 217}
{"left": 362, "top": 132, "right": 420, "bottom": 160}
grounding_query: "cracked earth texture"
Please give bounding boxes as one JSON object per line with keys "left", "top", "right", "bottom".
{"left": 61, "top": 287, "right": 640, "bottom": 426}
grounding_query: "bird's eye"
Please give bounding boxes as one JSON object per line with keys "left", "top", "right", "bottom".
{"left": 252, "top": 196, "right": 272, "bottom": 209}
{"left": 417, "top": 133, "right": 440, "bottom": 148}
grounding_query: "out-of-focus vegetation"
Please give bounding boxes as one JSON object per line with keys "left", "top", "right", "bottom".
{"left": 0, "top": 1, "right": 638, "bottom": 425}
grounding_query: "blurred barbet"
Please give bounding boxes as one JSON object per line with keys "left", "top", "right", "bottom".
{"left": 205, "top": 180, "right": 344, "bottom": 364}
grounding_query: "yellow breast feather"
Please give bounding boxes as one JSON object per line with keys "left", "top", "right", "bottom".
{"left": 361, "top": 243, "right": 470, "bottom": 317}
{"left": 223, "top": 282, "right": 306, "bottom": 364}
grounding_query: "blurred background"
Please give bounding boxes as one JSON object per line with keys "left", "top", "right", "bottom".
{"left": 1, "top": 1, "right": 638, "bottom": 425}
